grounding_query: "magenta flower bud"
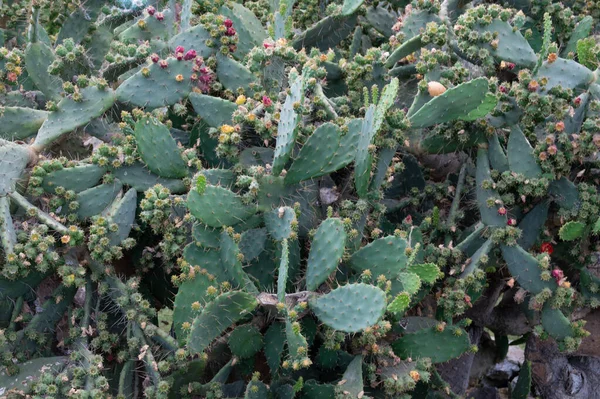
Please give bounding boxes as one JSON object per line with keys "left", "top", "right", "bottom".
{"left": 159, "top": 60, "right": 168, "bottom": 69}
{"left": 199, "top": 67, "right": 209, "bottom": 74}
{"left": 176, "top": 52, "right": 184, "bottom": 61}
{"left": 551, "top": 269, "right": 564, "bottom": 283}
{"left": 199, "top": 74, "right": 211, "bottom": 84}
{"left": 262, "top": 96, "right": 272, "bottom": 107}
{"left": 263, "top": 41, "right": 274, "bottom": 49}
{"left": 146, "top": 6, "right": 155, "bottom": 15}
{"left": 226, "top": 27, "right": 236, "bottom": 36}
{"left": 150, "top": 53, "right": 159, "bottom": 63}
{"left": 175, "top": 46, "right": 185, "bottom": 54}
{"left": 184, "top": 49, "right": 197, "bottom": 61}
{"left": 224, "top": 19, "right": 233, "bottom": 28}
{"left": 155, "top": 12, "right": 164, "bottom": 21}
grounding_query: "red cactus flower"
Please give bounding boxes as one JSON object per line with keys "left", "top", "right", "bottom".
{"left": 224, "top": 19, "right": 233, "bottom": 28}
{"left": 507, "top": 62, "right": 515, "bottom": 70}
{"left": 262, "top": 95, "right": 272, "bottom": 107}
{"left": 404, "top": 215, "right": 413, "bottom": 225}
{"left": 497, "top": 207, "right": 507, "bottom": 216}
{"left": 541, "top": 242, "right": 553, "bottom": 254}
{"left": 176, "top": 52, "right": 184, "bottom": 61}
{"left": 225, "top": 27, "right": 236, "bottom": 36}
{"left": 574, "top": 97, "right": 582, "bottom": 106}
{"left": 499, "top": 85, "right": 508, "bottom": 93}
{"left": 551, "top": 269, "right": 564, "bottom": 283}
{"left": 159, "top": 60, "right": 168, "bottom": 69}
{"left": 263, "top": 41, "right": 274, "bottom": 49}
{"left": 155, "top": 12, "right": 164, "bottom": 21}
{"left": 507, "top": 218, "right": 517, "bottom": 226}
{"left": 146, "top": 6, "right": 155, "bottom": 15}
{"left": 184, "top": 49, "right": 197, "bottom": 61}
{"left": 175, "top": 46, "right": 185, "bottom": 54}
{"left": 150, "top": 53, "right": 159, "bottom": 63}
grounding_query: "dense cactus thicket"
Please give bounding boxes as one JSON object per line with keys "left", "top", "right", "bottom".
{"left": 2, "top": 0, "right": 600, "bottom": 397}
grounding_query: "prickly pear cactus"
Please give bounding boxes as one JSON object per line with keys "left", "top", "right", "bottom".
{"left": 2, "top": 0, "right": 600, "bottom": 397}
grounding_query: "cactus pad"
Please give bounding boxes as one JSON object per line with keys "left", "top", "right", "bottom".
{"left": 391, "top": 325, "right": 470, "bottom": 363}
{"left": 306, "top": 218, "right": 346, "bottom": 291}
{"left": 349, "top": 235, "right": 409, "bottom": 279}
{"left": 187, "top": 185, "right": 257, "bottom": 227}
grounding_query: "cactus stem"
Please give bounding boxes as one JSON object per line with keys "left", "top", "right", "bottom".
{"left": 9, "top": 191, "right": 70, "bottom": 235}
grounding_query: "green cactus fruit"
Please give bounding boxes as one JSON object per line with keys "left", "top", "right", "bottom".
{"left": 119, "top": 9, "right": 174, "bottom": 43}
{"left": 548, "top": 177, "right": 580, "bottom": 210}
{"left": 511, "top": 360, "right": 532, "bottom": 399}
{"left": 264, "top": 322, "right": 286, "bottom": 374}
{"left": 559, "top": 221, "right": 585, "bottom": 241}
{"left": 264, "top": 206, "right": 296, "bottom": 241}
{"left": 188, "top": 93, "right": 237, "bottom": 127}
{"left": 187, "top": 185, "right": 257, "bottom": 227}
{"left": 216, "top": 54, "right": 258, "bottom": 93}
{"left": 32, "top": 86, "right": 116, "bottom": 150}
{"left": 273, "top": 73, "right": 304, "bottom": 176}
{"left": 24, "top": 42, "right": 62, "bottom": 101}
{"left": 239, "top": 228, "right": 268, "bottom": 261}
{"left": 354, "top": 104, "right": 376, "bottom": 198}
{"left": 460, "top": 238, "right": 493, "bottom": 278}
{"left": 563, "top": 16, "right": 594, "bottom": 57}
{"left": 0, "top": 141, "right": 31, "bottom": 196}
{"left": 476, "top": 148, "right": 506, "bottom": 226}
{"left": 309, "top": 283, "right": 386, "bottom": 333}
{"left": 134, "top": 116, "right": 188, "bottom": 179}
{"left": 388, "top": 292, "right": 411, "bottom": 314}
{"left": 228, "top": 324, "right": 263, "bottom": 359}
{"left": 292, "top": 14, "right": 358, "bottom": 52}
{"left": 507, "top": 125, "right": 542, "bottom": 179}
{"left": 114, "top": 163, "right": 187, "bottom": 194}
{"left": 475, "top": 19, "right": 537, "bottom": 68}
{"left": 535, "top": 58, "right": 594, "bottom": 95}
{"left": 408, "top": 78, "right": 490, "bottom": 128}
{"left": 393, "top": 272, "right": 422, "bottom": 296}
{"left": 220, "top": 3, "right": 267, "bottom": 58}
{"left": 349, "top": 235, "right": 408, "bottom": 279}
{"left": 407, "top": 263, "right": 441, "bottom": 284}
{"left": 306, "top": 218, "right": 346, "bottom": 291}
{"left": 517, "top": 202, "right": 549, "bottom": 250}
{"left": 541, "top": 304, "right": 574, "bottom": 341}
{"left": 391, "top": 324, "right": 470, "bottom": 363}
{"left": 188, "top": 291, "right": 258, "bottom": 355}
{"left": 220, "top": 231, "right": 259, "bottom": 294}
{"left": 245, "top": 379, "right": 269, "bottom": 398}
{"left": 76, "top": 181, "right": 123, "bottom": 219}
{"left": 277, "top": 239, "right": 289, "bottom": 302}
{"left": 488, "top": 133, "right": 509, "bottom": 173}
{"left": 336, "top": 355, "right": 363, "bottom": 397}
{"left": 105, "top": 188, "right": 137, "bottom": 246}
{"left": 42, "top": 164, "right": 106, "bottom": 194}
{"left": 169, "top": 24, "right": 214, "bottom": 59}
{"left": 116, "top": 57, "right": 193, "bottom": 108}
{"left": 501, "top": 244, "right": 554, "bottom": 295}
{"left": 0, "top": 356, "right": 67, "bottom": 393}
{"left": 0, "top": 107, "right": 48, "bottom": 140}
{"left": 284, "top": 120, "right": 362, "bottom": 185}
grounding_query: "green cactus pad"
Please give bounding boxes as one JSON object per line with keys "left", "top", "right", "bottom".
{"left": 562, "top": 16, "right": 593, "bottom": 57}
{"left": 285, "top": 120, "right": 362, "bottom": 185}
{"left": 285, "top": 317, "right": 310, "bottom": 362}
{"left": 173, "top": 274, "right": 213, "bottom": 344}
{"left": 336, "top": 355, "right": 363, "bottom": 397}
{"left": 55, "top": 0, "right": 104, "bottom": 44}
{"left": 476, "top": 148, "right": 506, "bottom": 226}
{"left": 388, "top": 292, "right": 411, "bottom": 314}
{"left": 220, "top": 3, "right": 267, "bottom": 58}
{"left": 277, "top": 239, "right": 290, "bottom": 302}
{"left": 349, "top": 235, "right": 408, "bottom": 279}
{"left": 460, "top": 238, "right": 493, "bottom": 278}
{"left": 216, "top": 54, "right": 258, "bottom": 93}
{"left": 264, "top": 322, "right": 286, "bottom": 374}
{"left": 548, "top": 177, "right": 580, "bottom": 210}
{"left": 42, "top": 164, "right": 106, "bottom": 194}
{"left": 187, "top": 291, "right": 258, "bottom": 355}
{"left": 272, "top": 74, "right": 304, "bottom": 176}
{"left": 114, "top": 163, "right": 187, "bottom": 193}
{"left": 0, "top": 107, "right": 48, "bottom": 140}
{"left": 168, "top": 24, "right": 214, "bottom": 59}
{"left": 24, "top": 42, "right": 62, "bottom": 101}
{"left": 475, "top": 19, "right": 537, "bottom": 68}
{"left": 517, "top": 202, "right": 549, "bottom": 250}
{"left": 189, "top": 93, "right": 237, "bottom": 127}
{"left": 119, "top": 9, "right": 174, "bottom": 43}
{"left": 219, "top": 231, "right": 259, "bottom": 294}
{"left": 354, "top": 104, "right": 376, "bottom": 198}
{"left": 228, "top": 324, "right": 263, "bottom": 359}
{"left": 187, "top": 185, "right": 257, "bottom": 227}
{"left": 407, "top": 263, "right": 441, "bottom": 284}
{"left": 306, "top": 218, "right": 347, "bottom": 291}
{"left": 401, "top": 9, "right": 440, "bottom": 39}
{"left": 511, "top": 361, "right": 532, "bottom": 399}
{"left": 385, "top": 35, "right": 424, "bottom": 68}
{"left": 341, "top": 0, "right": 364, "bottom": 16}
{"left": 374, "top": 77, "right": 399, "bottom": 133}
{"left": 507, "top": 125, "right": 542, "bottom": 179}
{"left": 32, "top": 87, "right": 116, "bottom": 150}
{"left": 391, "top": 325, "right": 470, "bottom": 363}
{"left": 0, "top": 356, "right": 67, "bottom": 394}
{"left": 536, "top": 58, "right": 594, "bottom": 94}
{"left": 192, "top": 223, "right": 222, "bottom": 248}
{"left": 541, "top": 304, "right": 574, "bottom": 341}
{"left": 76, "top": 181, "right": 123, "bottom": 219}
{"left": 239, "top": 228, "right": 267, "bottom": 261}
{"left": 394, "top": 272, "right": 422, "bottom": 296}
{"left": 292, "top": 14, "right": 357, "bottom": 52}
{"left": 105, "top": 188, "right": 137, "bottom": 246}
{"left": 309, "top": 283, "right": 386, "bottom": 333}
{"left": 116, "top": 57, "right": 193, "bottom": 108}
{"left": 408, "top": 78, "right": 490, "bottom": 128}
{"left": 134, "top": 116, "right": 187, "bottom": 179}
{"left": 559, "top": 221, "right": 585, "bottom": 241}
{"left": 264, "top": 206, "right": 296, "bottom": 241}
{"left": 488, "top": 133, "right": 509, "bottom": 173}
{"left": 245, "top": 379, "right": 269, "bottom": 398}
{"left": 0, "top": 141, "right": 31, "bottom": 196}
{"left": 0, "top": 196, "right": 15, "bottom": 254}
{"left": 501, "top": 244, "right": 554, "bottom": 295}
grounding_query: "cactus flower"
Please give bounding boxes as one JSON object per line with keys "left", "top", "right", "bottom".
{"left": 224, "top": 18, "right": 233, "bottom": 28}
{"left": 226, "top": 27, "right": 236, "bottom": 36}
{"left": 159, "top": 60, "right": 168, "bottom": 69}
{"left": 175, "top": 46, "right": 185, "bottom": 54}
{"left": 541, "top": 242, "right": 553, "bottom": 254}
{"left": 146, "top": 6, "right": 155, "bottom": 15}
{"left": 155, "top": 12, "right": 164, "bottom": 21}
{"left": 551, "top": 268, "right": 563, "bottom": 282}
{"left": 150, "top": 53, "right": 159, "bottom": 63}
{"left": 262, "top": 96, "right": 272, "bottom": 106}
{"left": 184, "top": 49, "right": 197, "bottom": 61}
{"left": 497, "top": 207, "right": 506, "bottom": 215}
{"left": 507, "top": 218, "right": 517, "bottom": 226}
